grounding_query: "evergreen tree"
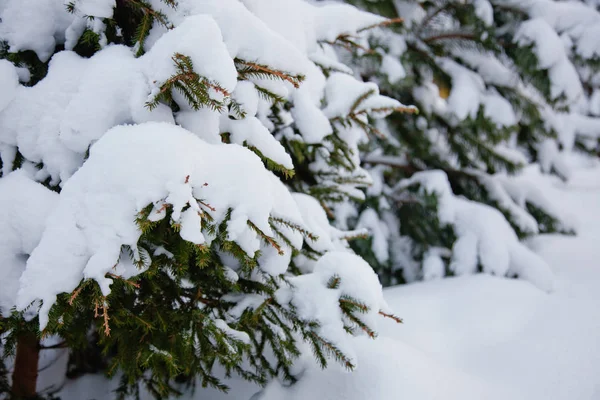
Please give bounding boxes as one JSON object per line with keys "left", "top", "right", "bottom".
{"left": 0, "top": 0, "right": 405, "bottom": 398}
{"left": 340, "top": 0, "right": 600, "bottom": 286}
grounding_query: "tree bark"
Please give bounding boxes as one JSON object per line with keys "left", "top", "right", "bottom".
{"left": 11, "top": 332, "right": 39, "bottom": 399}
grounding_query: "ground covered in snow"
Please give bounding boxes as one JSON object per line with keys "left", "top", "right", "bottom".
{"left": 50, "top": 157, "right": 600, "bottom": 399}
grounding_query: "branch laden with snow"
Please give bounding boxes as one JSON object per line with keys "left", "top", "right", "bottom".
{"left": 0, "top": 0, "right": 406, "bottom": 396}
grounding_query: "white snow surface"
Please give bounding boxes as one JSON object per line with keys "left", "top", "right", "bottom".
{"left": 45, "top": 156, "right": 600, "bottom": 400}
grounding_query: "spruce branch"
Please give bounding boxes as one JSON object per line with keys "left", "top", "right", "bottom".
{"left": 339, "top": 296, "right": 370, "bottom": 313}
{"left": 134, "top": 12, "right": 153, "bottom": 57}
{"left": 106, "top": 273, "right": 141, "bottom": 289}
{"left": 126, "top": 0, "right": 172, "bottom": 28}
{"left": 306, "top": 331, "right": 354, "bottom": 370}
{"left": 68, "top": 286, "right": 84, "bottom": 306}
{"left": 199, "top": 200, "right": 216, "bottom": 212}
{"left": 357, "top": 17, "right": 404, "bottom": 33}
{"left": 247, "top": 221, "right": 284, "bottom": 255}
{"left": 235, "top": 59, "right": 305, "bottom": 88}
{"left": 340, "top": 303, "right": 377, "bottom": 339}
{"left": 102, "top": 300, "right": 111, "bottom": 336}
{"left": 269, "top": 217, "right": 318, "bottom": 242}
{"left": 422, "top": 31, "right": 478, "bottom": 44}
{"left": 146, "top": 53, "right": 230, "bottom": 112}
{"left": 228, "top": 100, "right": 248, "bottom": 119}
{"left": 323, "top": 35, "right": 377, "bottom": 56}
{"left": 254, "top": 86, "right": 286, "bottom": 104}
{"left": 350, "top": 89, "right": 377, "bottom": 114}
{"left": 327, "top": 275, "right": 341, "bottom": 289}
{"left": 337, "top": 229, "right": 369, "bottom": 241}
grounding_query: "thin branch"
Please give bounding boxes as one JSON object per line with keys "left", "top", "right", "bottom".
{"left": 357, "top": 17, "right": 404, "bottom": 33}
{"left": 236, "top": 60, "right": 303, "bottom": 88}
{"left": 68, "top": 286, "right": 84, "bottom": 306}
{"left": 422, "top": 32, "right": 477, "bottom": 44}
{"left": 102, "top": 301, "right": 111, "bottom": 337}
{"left": 379, "top": 311, "right": 403, "bottom": 324}
{"left": 106, "top": 273, "right": 141, "bottom": 289}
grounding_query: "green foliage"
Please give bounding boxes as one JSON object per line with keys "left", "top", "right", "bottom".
{"left": 146, "top": 53, "right": 230, "bottom": 112}
{"left": 72, "top": 29, "right": 102, "bottom": 58}
{"left": 0, "top": 42, "right": 48, "bottom": 86}
{"left": 340, "top": 0, "right": 572, "bottom": 284}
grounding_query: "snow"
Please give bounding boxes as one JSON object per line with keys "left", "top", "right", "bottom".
{"left": 381, "top": 55, "right": 406, "bottom": 84}
{"left": 142, "top": 14, "right": 238, "bottom": 96}
{"left": 474, "top": 0, "right": 494, "bottom": 26}
{"left": 525, "top": 0, "right": 600, "bottom": 59}
{"left": 356, "top": 208, "right": 390, "bottom": 264}
{"left": 0, "top": 60, "right": 18, "bottom": 113}
{"left": 0, "top": 0, "right": 402, "bottom": 187}
{"left": 422, "top": 249, "right": 446, "bottom": 280}
{"left": 396, "top": 170, "right": 555, "bottom": 291}
{"left": 322, "top": 73, "right": 406, "bottom": 119}
{"left": 290, "top": 88, "right": 333, "bottom": 144}
{"left": 482, "top": 90, "right": 517, "bottom": 127}
{"left": 241, "top": 0, "right": 385, "bottom": 55}
{"left": 257, "top": 335, "right": 513, "bottom": 400}
{"left": 16, "top": 122, "right": 305, "bottom": 330}
{"left": 0, "top": 170, "right": 58, "bottom": 317}
{"left": 439, "top": 58, "right": 485, "bottom": 120}
{"left": 0, "top": 0, "right": 74, "bottom": 62}
{"left": 275, "top": 251, "right": 391, "bottom": 367}
{"left": 474, "top": 171, "right": 540, "bottom": 234}
{"left": 591, "top": 89, "right": 600, "bottom": 116}
{"left": 458, "top": 50, "right": 517, "bottom": 87}
{"left": 70, "top": 0, "right": 116, "bottom": 18}
{"left": 176, "top": 0, "right": 310, "bottom": 79}
{"left": 221, "top": 115, "right": 294, "bottom": 169}
{"left": 214, "top": 319, "right": 251, "bottom": 346}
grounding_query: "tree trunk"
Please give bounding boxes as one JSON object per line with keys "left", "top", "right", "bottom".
{"left": 11, "top": 332, "right": 39, "bottom": 399}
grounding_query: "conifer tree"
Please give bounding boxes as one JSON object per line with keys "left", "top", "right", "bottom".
{"left": 0, "top": 0, "right": 405, "bottom": 398}
{"left": 340, "top": 0, "right": 600, "bottom": 286}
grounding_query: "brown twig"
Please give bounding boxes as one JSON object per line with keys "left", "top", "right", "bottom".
{"left": 199, "top": 200, "right": 216, "bottom": 212}
{"left": 68, "top": 286, "right": 83, "bottom": 306}
{"left": 106, "top": 272, "right": 141, "bottom": 289}
{"left": 102, "top": 301, "right": 111, "bottom": 336}
{"left": 358, "top": 17, "right": 404, "bottom": 32}
{"left": 237, "top": 60, "right": 302, "bottom": 88}
{"left": 379, "top": 310, "right": 403, "bottom": 324}
{"left": 422, "top": 32, "right": 477, "bottom": 43}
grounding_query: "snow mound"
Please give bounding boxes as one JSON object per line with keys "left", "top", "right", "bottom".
{"left": 256, "top": 335, "right": 515, "bottom": 400}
